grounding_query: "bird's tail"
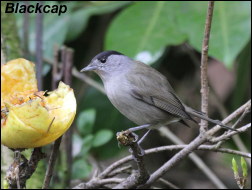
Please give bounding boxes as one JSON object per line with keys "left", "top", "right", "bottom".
{"left": 185, "top": 106, "right": 237, "bottom": 131}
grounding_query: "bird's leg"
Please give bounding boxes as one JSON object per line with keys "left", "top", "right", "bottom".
{"left": 117, "top": 124, "right": 151, "bottom": 158}
{"left": 128, "top": 125, "right": 151, "bottom": 156}
{"left": 132, "top": 129, "right": 152, "bottom": 157}
{"left": 128, "top": 124, "right": 151, "bottom": 132}
{"left": 138, "top": 129, "right": 152, "bottom": 145}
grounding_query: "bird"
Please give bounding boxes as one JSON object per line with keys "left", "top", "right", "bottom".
{"left": 81, "top": 50, "right": 235, "bottom": 133}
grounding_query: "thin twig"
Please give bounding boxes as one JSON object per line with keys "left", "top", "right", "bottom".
{"left": 200, "top": 1, "right": 215, "bottom": 132}
{"left": 63, "top": 48, "right": 74, "bottom": 187}
{"left": 142, "top": 99, "right": 251, "bottom": 188}
{"left": 72, "top": 67, "right": 106, "bottom": 94}
{"left": 23, "top": 1, "right": 30, "bottom": 59}
{"left": 144, "top": 145, "right": 251, "bottom": 158}
{"left": 210, "top": 90, "right": 251, "bottom": 166}
{"left": 35, "top": 1, "right": 43, "bottom": 91}
{"left": 211, "top": 123, "right": 251, "bottom": 143}
{"left": 214, "top": 107, "right": 251, "bottom": 148}
{"left": 42, "top": 46, "right": 64, "bottom": 189}
{"left": 158, "top": 127, "right": 227, "bottom": 189}
{"left": 158, "top": 178, "right": 179, "bottom": 189}
{"left": 14, "top": 151, "right": 21, "bottom": 189}
{"left": 35, "top": 56, "right": 106, "bottom": 94}
{"left": 99, "top": 156, "right": 132, "bottom": 179}
{"left": 42, "top": 137, "right": 62, "bottom": 189}
{"left": 106, "top": 165, "right": 132, "bottom": 178}
{"left": 73, "top": 178, "right": 124, "bottom": 189}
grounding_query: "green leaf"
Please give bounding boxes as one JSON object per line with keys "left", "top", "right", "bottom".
{"left": 66, "top": 1, "right": 130, "bottom": 41}
{"left": 92, "top": 129, "right": 113, "bottom": 147}
{"left": 106, "top": 1, "right": 186, "bottom": 64}
{"left": 184, "top": 1, "right": 251, "bottom": 68}
{"left": 232, "top": 157, "right": 239, "bottom": 176}
{"left": 79, "top": 134, "right": 94, "bottom": 156}
{"left": 106, "top": 1, "right": 251, "bottom": 67}
{"left": 72, "top": 159, "right": 92, "bottom": 179}
{"left": 240, "top": 157, "right": 248, "bottom": 177}
{"left": 15, "top": 1, "right": 70, "bottom": 60}
{"left": 77, "top": 109, "right": 96, "bottom": 136}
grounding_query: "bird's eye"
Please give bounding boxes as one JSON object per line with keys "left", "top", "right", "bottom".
{"left": 100, "top": 57, "right": 106, "bottom": 63}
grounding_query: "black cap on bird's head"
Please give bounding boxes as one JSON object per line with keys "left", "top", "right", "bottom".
{"left": 81, "top": 50, "right": 124, "bottom": 72}
{"left": 92, "top": 50, "right": 123, "bottom": 63}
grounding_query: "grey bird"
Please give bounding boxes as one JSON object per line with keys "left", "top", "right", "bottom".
{"left": 81, "top": 50, "right": 234, "bottom": 132}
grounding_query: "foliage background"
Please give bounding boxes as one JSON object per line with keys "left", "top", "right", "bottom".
{"left": 1, "top": 1, "right": 251, "bottom": 189}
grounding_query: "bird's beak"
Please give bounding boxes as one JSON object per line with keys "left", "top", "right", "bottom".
{"left": 80, "top": 64, "right": 97, "bottom": 72}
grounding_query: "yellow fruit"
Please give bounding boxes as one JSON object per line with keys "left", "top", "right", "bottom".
{"left": 1, "top": 59, "right": 76, "bottom": 148}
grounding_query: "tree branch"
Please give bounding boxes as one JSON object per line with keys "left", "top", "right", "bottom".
{"left": 114, "top": 131, "right": 150, "bottom": 189}
{"left": 43, "top": 46, "right": 74, "bottom": 189}
{"left": 158, "top": 127, "right": 227, "bottom": 189}
{"left": 73, "top": 99, "right": 250, "bottom": 189}
{"left": 200, "top": 1, "right": 215, "bottom": 132}
{"left": 142, "top": 99, "right": 251, "bottom": 188}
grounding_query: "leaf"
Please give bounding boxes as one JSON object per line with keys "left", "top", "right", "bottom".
{"left": 106, "top": 1, "right": 186, "bottom": 64}
{"left": 15, "top": 1, "right": 71, "bottom": 60}
{"left": 66, "top": 1, "right": 130, "bottom": 41}
{"left": 232, "top": 157, "right": 239, "bottom": 176}
{"left": 41, "top": 13, "right": 70, "bottom": 60}
{"left": 106, "top": 1, "right": 251, "bottom": 67}
{"left": 92, "top": 129, "right": 113, "bottom": 147}
{"left": 240, "top": 157, "right": 248, "bottom": 177}
{"left": 182, "top": 1, "right": 251, "bottom": 68}
{"left": 79, "top": 134, "right": 94, "bottom": 156}
{"left": 77, "top": 109, "right": 96, "bottom": 136}
{"left": 72, "top": 159, "right": 92, "bottom": 179}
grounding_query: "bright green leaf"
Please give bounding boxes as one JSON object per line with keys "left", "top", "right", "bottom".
{"left": 232, "top": 157, "right": 239, "bottom": 175}
{"left": 92, "top": 129, "right": 113, "bottom": 147}
{"left": 77, "top": 109, "right": 96, "bottom": 136}
{"left": 106, "top": 1, "right": 187, "bottom": 64}
{"left": 182, "top": 1, "right": 251, "bottom": 68}
{"left": 106, "top": 1, "right": 251, "bottom": 67}
{"left": 241, "top": 157, "right": 248, "bottom": 177}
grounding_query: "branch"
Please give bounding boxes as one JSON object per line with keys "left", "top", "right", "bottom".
{"left": 114, "top": 131, "right": 150, "bottom": 189}
{"left": 73, "top": 178, "right": 124, "bottom": 189}
{"left": 43, "top": 46, "right": 74, "bottom": 189}
{"left": 63, "top": 48, "right": 74, "bottom": 187}
{"left": 6, "top": 149, "right": 46, "bottom": 189}
{"left": 145, "top": 145, "right": 251, "bottom": 158}
{"left": 72, "top": 99, "right": 250, "bottom": 189}
{"left": 159, "top": 127, "right": 227, "bottom": 189}
{"left": 106, "top": 165, "right": 132, "bottom": 178}
{"left": 72, "top": 67, "right": 106, "bottom": 94}
{"left": 210, "top": 123, "right": 251, "bottom": 143}
{"left": 200, "top": 1, "right": 215, "bottom": 132}
{"left": 142, "top": 100, "right": 251, "bottom": 188}
{"left": 35, "top": 1, "right": 43, "bottom": 91}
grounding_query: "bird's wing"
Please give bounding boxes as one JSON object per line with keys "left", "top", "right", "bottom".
{"left": 127, "top": 61, "right": 191, "bottom": 119}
